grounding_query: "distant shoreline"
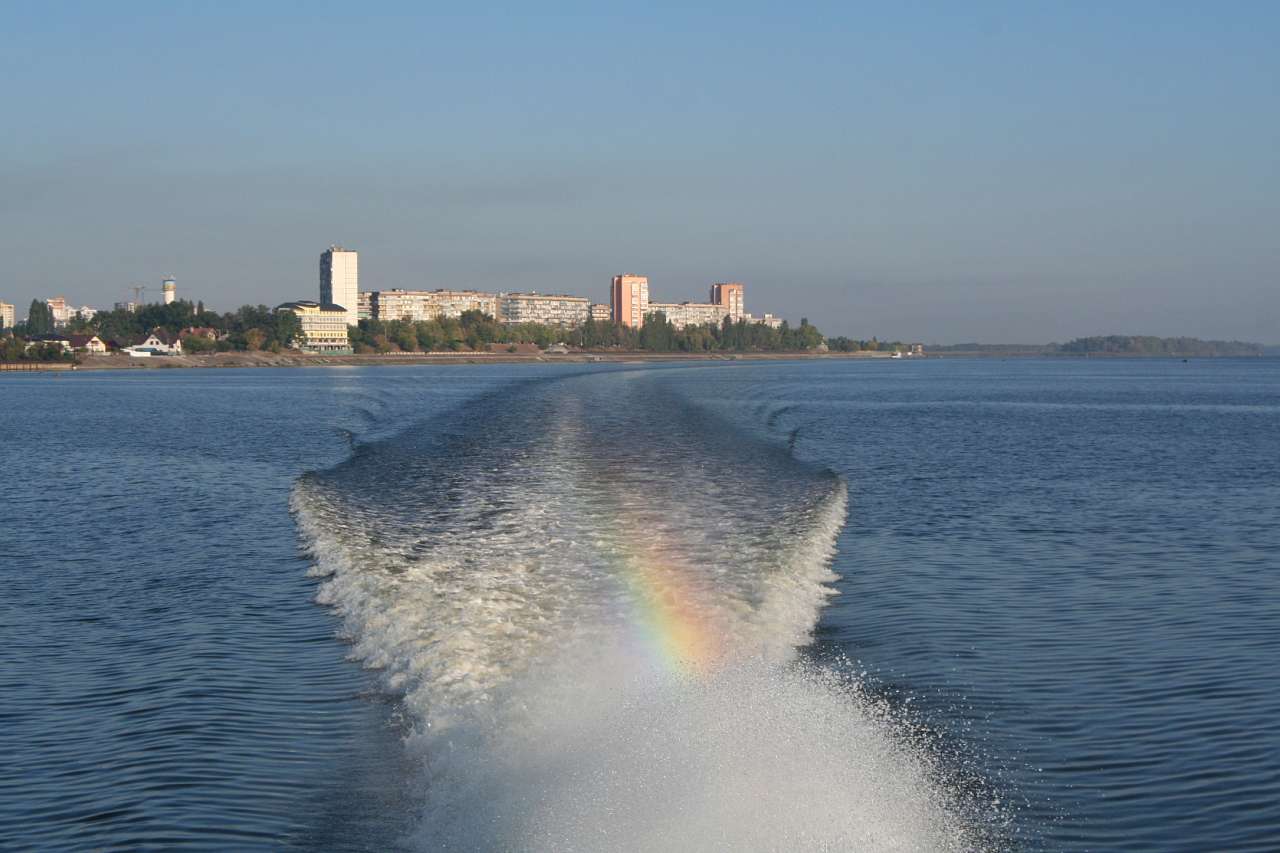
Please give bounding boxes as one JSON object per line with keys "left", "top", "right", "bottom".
{"left": 66, "top": 350, "right": 899, "bottom": 370}
{"left": 6, "top": 349, "right": 1274, "bottom": 373}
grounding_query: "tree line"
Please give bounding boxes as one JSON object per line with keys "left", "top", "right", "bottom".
{"left": 0, "top": 336, "right": 76, "bottom": 363}
{"left": 1053, "top": 336, "right": 1264, "bottom": 357}
{"left": 348, "top": 311, "right": 561, "bottom": 353}
{"left": 926, "top": 336, "right": 1267, "bottom": 357}
{"left": 349, "top": 311, "right": 830, "bottom": 353}
{"left": 825, "top": 336, "right": 910, "bottom": 352}
{"left": 7, "top": 299, "right": 301, "bottom": 354}
{"left": 6, "top": 298, "right": 880, "bottom": 360}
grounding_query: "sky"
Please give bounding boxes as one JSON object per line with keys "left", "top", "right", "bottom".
{"left": 2, "top": 1, "right": 1277, "bottom": 343}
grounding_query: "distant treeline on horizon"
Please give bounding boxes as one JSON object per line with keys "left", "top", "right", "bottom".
{"left": 928, "top": 336, "right": 1274, "bottom": 357}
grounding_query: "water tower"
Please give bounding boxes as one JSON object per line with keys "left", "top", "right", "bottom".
{"left": 162, "top": 276, "right": 176, "bottom": 305}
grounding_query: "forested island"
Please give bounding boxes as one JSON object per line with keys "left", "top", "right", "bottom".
{"left": 930, "top": 336, "right": 1268, "bottom": 358}
{"left": 1055, "top": 336, "right": 1265, "bottom": 357}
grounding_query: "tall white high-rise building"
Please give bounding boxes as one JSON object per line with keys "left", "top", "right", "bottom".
{"left": 320, "top": 245, "right": 359, "bottom": 327}
{"left": 162, "top": 276, "right": 177, "bottom": 305}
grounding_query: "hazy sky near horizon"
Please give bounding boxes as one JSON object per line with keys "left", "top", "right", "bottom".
{"left": 3, "top": 1, "right": 1277, "bottom": 342}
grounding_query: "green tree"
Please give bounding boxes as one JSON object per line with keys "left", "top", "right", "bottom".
{"left": 393, "top": 323, "right": 418, "bottom": 352}
{"left": 414, "top": 320, "right": 444, "bottom": 351}
{"left": 25, "top": 300, "right": 54, "bottom": 334}
{"left": 1, "top": 335, "right": 25, "bottom": 361}
{"left": 638, "top": 312, "right": 676, "bottom": 351}
{"left": 181, "top": 334, "right": 216, "bottom": 353}
{"left": 272, "top": 311, "right": 301, "bottom": 349}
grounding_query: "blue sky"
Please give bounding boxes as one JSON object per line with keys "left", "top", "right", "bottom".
{"left": 3, "top": 1, "right": 1277, "bottom": 341}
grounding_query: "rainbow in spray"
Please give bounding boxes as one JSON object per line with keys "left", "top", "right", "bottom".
{"left": 608, "top": 515, "right": 728, "bottom": 676}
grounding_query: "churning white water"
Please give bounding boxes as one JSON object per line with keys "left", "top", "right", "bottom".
{"left": 293, "top": 370, "right": 980, "bottom": 850}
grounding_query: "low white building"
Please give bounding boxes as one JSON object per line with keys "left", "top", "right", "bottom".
{"left": 26, "top": 334, "right": 72, "bottom": 353}
{"left": 277, "top": 301, "right": 353, "bottom": 353}
{"left": 744, "top": 313, "right": 784, "bottom": 329}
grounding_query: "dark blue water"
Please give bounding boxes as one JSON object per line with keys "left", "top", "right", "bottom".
{"left": 687, "top": 358, "right": 1280, "bottom": 851}
{"left": 3, "top": 360, "right": 1278, "bottom": 850}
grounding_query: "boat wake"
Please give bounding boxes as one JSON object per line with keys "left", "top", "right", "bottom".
{"left": 292, "top": 368, "right": 977, "bottom": 850}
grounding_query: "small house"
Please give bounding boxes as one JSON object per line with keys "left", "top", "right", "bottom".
{"left": 132, "top": 328, "right": 183, "bottom": 355}
{"left": 68, "top": 334, "right": 107, "bottom": 354}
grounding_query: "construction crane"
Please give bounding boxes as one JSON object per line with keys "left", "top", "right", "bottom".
{"left": 129, "top": 284, "right": 150, "bottom": 303}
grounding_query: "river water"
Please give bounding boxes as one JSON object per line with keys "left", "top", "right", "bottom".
{"left": 2, "top": 359, "right": 1277, "bottom": 850}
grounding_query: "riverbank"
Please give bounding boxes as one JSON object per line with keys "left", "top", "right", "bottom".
{"left": 68, "top": 350, "right": 898, "bottom": 370}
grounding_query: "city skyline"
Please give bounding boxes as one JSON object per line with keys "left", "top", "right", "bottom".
{"left": 4, "top": 253, "right": 787, "bottom": 334}
{"left": 3, "top": 4, "right": 1277, "bottom": 343}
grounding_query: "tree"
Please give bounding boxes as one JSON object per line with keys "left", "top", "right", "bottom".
{"left": 181, "top": 334, "right": 216, "bottom": 353}
{"left": 244, "top": 328, "right": 267, "bottom": 351}
{"left": 393, "top": 324, "right": 418, "bottom": 352}
{"left": 26, "top": 300, "right": 53, "bottom": 334}
{"left": 639, "top": 312, "right": 676, "bottom": 351}
{"left": 272, "top": 311, "right": 301, "bottom": 349}
{"left": 1, "top": 335, "right": 25, "bottom": 361}
{"left": 414, "top": 320, "right": 443, "bottom": 351}
{"left": 16, "top": 341, "right": 74, "bottom": 362}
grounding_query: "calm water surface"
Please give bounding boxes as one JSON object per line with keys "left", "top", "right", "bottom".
{"left": 2, "top": 359, "right": 1277, "bottom": 850}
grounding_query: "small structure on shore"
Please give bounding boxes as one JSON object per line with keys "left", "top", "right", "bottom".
{"left": 68, "top": 334, "right": 107, "bottom": 354}
{"left": 128, "top": 328, "right": 183, "bottom": 356}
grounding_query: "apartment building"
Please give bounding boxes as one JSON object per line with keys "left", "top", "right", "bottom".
{"left": 648, "top": 301, "right": 729, "bottom": 329}
{"left": 710, "top": 282, "right": 745, "bottom": 319}
{"left": 498, "top": 293, "right": 590, "bottom": 326}
{"left": 610, "top": 275, "right": 650, "bottom": 327}
{"left": 613, "top": 277, "right": 758, "bottom": 329}
{"left": 0, "top": 301, "right": 13, "bottom": 329}
{"left": 370, "top": 289, "right": 499, "bottom": 322}
{"left": 46, "top": 296, "right": 71, "bottom": 326}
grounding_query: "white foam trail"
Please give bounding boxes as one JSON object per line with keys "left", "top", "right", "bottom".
{"left": 292, "top": 373, "right": 980, "bottom": 850}
{"left": 407, "top": 652, "right": 971, "bottom": 851}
